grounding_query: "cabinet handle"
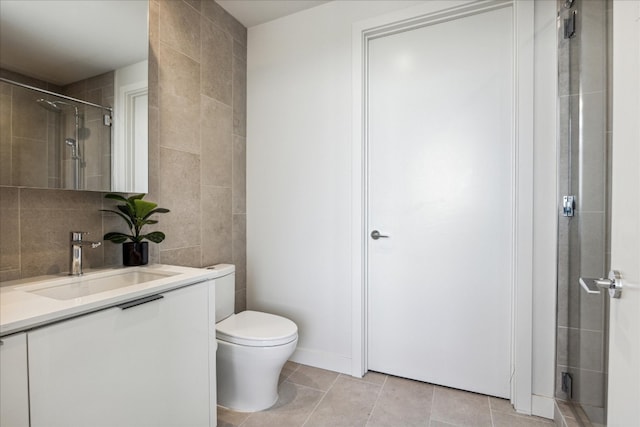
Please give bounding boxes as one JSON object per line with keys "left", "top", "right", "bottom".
{"left": 117, "top": 294, "right": 164, "bottom": 310}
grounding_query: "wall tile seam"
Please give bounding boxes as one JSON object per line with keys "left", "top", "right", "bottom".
{"left": 8, "top": 136, "right": 50, "bottom": 143}
{"left": 573, "top": 89, "right": 607, "bottom": 97}
{"left": 198, "top": 89, "right": 233, "bottom": 110}
{"left": 20, "top": 207, "right": 104, "bottom": 213}
{"left": 16, "top": 187, "right": 22, "bottom": 273}
{"left": 198, "top": 13, "right": 246, "bottom": 48}
{"left": 558, "top": 326, "right": 604, "bottom": 333}
{"left": 561, "top": 366, "right": 607, "bottom": 375}
{"left": 160, "top": 244, "right": 201, "bottom": 252}
{"left": 232, "top": 52, "right": 246, "bottom": 63}
{"left": 556, "top": 365, "right": 607, "bottom": 375}
{"left": 230, "top": 213, "right": 239, "bottom": 247}
{"left": 158, "top": 144, "right": 202, "bottom": 157}
{"left": 158, "top": 40, "right": 202, "bottom": 66}
{"left": 157, "top": 6, "right": 203, "bottom": 62}
{"left": 181, "top": 0, "right": 200, "bottom": 15}
{"left": 200, "top": 93, "right": 232, "bottom": 109}
{"left": 201, "top": 183, "right": 232, "bottom": 190}
{"left": 198, "top": 12, "right": 241, "bottom": 46}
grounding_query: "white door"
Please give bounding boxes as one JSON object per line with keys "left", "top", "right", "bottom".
{"left": 367, "top": 6, "right": 514, "bottom": 398}
{"left": 607, "top": 1, "right": 640, "bottom": 425}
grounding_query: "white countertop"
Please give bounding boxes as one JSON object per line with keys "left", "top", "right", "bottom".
{"left": 0, "top": 264, "right": 234, "bottom": 336}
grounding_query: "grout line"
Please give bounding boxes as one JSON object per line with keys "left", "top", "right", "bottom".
{"left": 17, "top": 187, "right": 22, "bottom": 278}
{"left": 237, "top": 411, "right": 250, "bottom": 427}
{"left": 364, "top": 373, "right": 387, "bottom": 426}
{"left": 556, "top": 365, "right": 607, "bottom": 374}
{"left": 285, "top": 379, "right": 332, "bottom": 394}
{"left": 559, "top": 326, "right": 605, "bottom": 333}
{"left": 489, "top": 396, "right": 495, "bottom": 427}
{"left": 283, "top": 361, "right": 300, "bottom": 382}
{"left": 429, "top": 385, "right": 438, "bottom": 426}
{"left": 300, "top": 373, "right": 341, "bottom": 426}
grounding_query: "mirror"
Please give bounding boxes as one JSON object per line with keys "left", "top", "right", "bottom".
{"left": 0, "top": 0, "right": 149, "bottom": 193}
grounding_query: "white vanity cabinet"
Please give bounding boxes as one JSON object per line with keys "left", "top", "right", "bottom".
{"left": 28, "top": 281, "right": 211, "bottom": 427}
{"left": 0, "top": 332, "right": 29, "bottom": 427}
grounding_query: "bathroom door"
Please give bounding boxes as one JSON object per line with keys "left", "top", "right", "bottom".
{"left": 367, "top": 5, "right": 514, "bottom": 398}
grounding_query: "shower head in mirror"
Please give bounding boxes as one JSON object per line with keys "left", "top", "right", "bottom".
{"left": 36, "top": 98, "right": 79, "bottom": 116}
{"left": 37, "top": 98, "right": 62, "bottom": 112}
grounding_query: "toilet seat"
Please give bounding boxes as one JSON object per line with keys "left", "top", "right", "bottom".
{"left": 216, "top": 310, "right": 298, "bottom": 347}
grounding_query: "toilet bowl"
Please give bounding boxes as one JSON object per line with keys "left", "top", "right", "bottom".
{"left": 207, "top": 265, "right": 298, "bottom": 412}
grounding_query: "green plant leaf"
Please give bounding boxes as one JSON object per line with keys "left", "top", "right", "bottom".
{"left": 103, "top": 194, "right": 169, "bottom": 246}
{"left": 103, "top": 232, "right": 132, "bottom": 243}
{"left": 133, "top": 199, "right": 158, "bottom": 220}
{"left": 141, "top": 207, "right": 170, "bottom": 221}
{"left": 104, "top": 193, "right": 128, "bottom": 203}
{"left": 117, "top": 205, "right": 135, "bottom": 222}
{"left": 142, "top": 231, "right": 166, "bottom": 243}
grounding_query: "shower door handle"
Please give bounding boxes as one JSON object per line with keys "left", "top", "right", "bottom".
{"left": 579, "top": 270, "right": 623, "bottom": 299}
{"left": 371, "top": 230, "right": 389, "bottom": 240}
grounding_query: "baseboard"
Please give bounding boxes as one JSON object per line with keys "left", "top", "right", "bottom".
{"left": 531, "top": 394, "right": 555, "bottom": 419}
{"left": 289, "top": 347, "right": 352, "bottom": 375}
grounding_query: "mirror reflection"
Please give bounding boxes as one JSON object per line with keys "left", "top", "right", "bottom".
{"left": 1, "top": 78, "right": 114, "bottom": 191}
{"left": 0, "top": 0, "right": 148, "bottom": 193}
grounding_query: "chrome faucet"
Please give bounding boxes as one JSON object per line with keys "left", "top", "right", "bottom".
{"left": 70, "top": 231, "right": 101, "bottom": 276}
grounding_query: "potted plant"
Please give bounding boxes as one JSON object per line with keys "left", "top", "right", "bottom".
{"left": 101, "top": 193, "right": 170, "bottom": 266}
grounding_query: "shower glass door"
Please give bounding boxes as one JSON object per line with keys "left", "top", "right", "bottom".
{"left": 0, "top": 80, "right": 112, "bottom": 191}
{"left": 556, "top": 0, "right": 611, "bottom": 425}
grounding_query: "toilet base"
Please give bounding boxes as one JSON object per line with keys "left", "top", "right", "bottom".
{"left": 216, "top": 337, "right": 298, "bottom": 412}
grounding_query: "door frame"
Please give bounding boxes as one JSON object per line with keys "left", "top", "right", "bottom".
{"left": 607, "top": 0, "right": 640, "bottom": 424}
{"left": 350, "top": 0, "right": 535, "bottom": 413}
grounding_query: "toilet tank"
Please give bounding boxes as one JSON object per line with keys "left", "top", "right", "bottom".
{"left": 206, "top": 264, "right": 235, "bottom": 322}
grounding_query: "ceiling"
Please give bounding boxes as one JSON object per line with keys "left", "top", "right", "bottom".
{"left": 217, "top": 0, "right": 331, "bottom": 28}
{"left": 0, "top": 0, "right": 328, "bottom": 86}
{"left": 0, "top": 0, "right": 148, "bottom": 86}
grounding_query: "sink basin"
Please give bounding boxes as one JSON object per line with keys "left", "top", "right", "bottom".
{"left": 26, "top": 270, "right": 179, "bottom": 300}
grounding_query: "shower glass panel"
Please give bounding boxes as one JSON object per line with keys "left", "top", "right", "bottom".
{"left": 556, "top": 0, "right": 611, "bottom": 425}
{"left": 0, "top": 80, "right": 112, "bottom": 191}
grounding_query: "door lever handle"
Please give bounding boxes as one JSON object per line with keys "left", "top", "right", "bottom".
{"left": 579, "top": 270, "right": 622, "bottom": 299}
{"left": 371, "top": 230, "right": 389, "bottom": 240}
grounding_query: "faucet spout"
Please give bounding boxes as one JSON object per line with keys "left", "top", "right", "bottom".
{"left": 69, "top": 231, "right": 101, "bottom": 276}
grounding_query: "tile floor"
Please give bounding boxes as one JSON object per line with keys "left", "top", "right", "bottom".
{"left": 217, "top": 362, "right": 556, "bottom": 427}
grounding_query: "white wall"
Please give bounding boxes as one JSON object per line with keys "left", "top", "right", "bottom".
{"left": 247, "top": 0, "right": 557, "bottom": 415}
{"left": 247, "top": 0, "right": 423, "bottom": 374}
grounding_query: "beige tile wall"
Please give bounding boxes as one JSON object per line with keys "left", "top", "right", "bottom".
{"left": 0, "top": 0, "right": 247, "bottom": 309}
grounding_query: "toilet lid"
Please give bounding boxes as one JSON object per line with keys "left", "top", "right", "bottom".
{"left": 216, "top": 311, "right": 298, "bottom": 347}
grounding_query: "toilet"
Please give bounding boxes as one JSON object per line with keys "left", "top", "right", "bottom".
{"left": 207, "top": 264, "right": 298, "bottom": 412}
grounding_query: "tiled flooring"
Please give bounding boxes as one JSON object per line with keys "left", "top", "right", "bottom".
{"left": 217, "top": 362, "right": 555, "bottom": 427}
